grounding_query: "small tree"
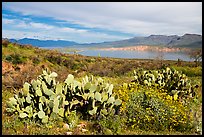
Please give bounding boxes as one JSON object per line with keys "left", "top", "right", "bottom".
{"left": 177, "top": 58, "right": 182, "bottom": 66}
{"left": 188, "top": 49, "right": 202, "bottom": 66}
{"left": 2, "top": 39, "right": 10, "bottom": 47}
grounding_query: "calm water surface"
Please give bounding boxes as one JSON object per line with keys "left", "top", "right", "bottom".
{"left": 75, "top": 48, "right": 193, "bottom": 61}
{"left": 41, "top": 47, "right": 193, "bottom": 61}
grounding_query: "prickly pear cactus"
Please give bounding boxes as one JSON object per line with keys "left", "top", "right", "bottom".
{"left": 6, "top": 69, "right": 67, "bottom": 124}
{"left": 132, "top": 67, "right": 198, "bottom": 100}
{"left": 6, "top": 69, "right": 122, "bottom": 123}
{"left": 63, "top": 74, "right": 122, "bottom": 120}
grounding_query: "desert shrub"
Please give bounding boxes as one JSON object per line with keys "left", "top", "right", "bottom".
{"left": 32, "top": 57, "right": 41, "bottom": 65}
{"left": 125, "top": 84, "right": 194, "bottom": 132}
{"left": 171, "top": 66, "right": 202, "bottom": 77}
{"left": 114, "top": 83, "right": 134, "bottom": 113}
{"left": 97, "top": 112, "right": 127, "bottom": 135}
{"left": 71, "top": 61, "right": 84, "bottom": 70}
{"left": 62, "top": 58, "right": 73, "bottom": 68}
{"left": 85, "top": 58, "right": 96, "bottom": 63}
{"left": 45, "top": 55, "right": 63, "bottom": 65}
{"left": 114, "top": 67, "right": 200, "bottom": 132}
{"left": 5, "top": 55, "right": 13, "bottom": 62}
{"left": 19, "top": 44, "right": 34, "bottom": 49}
{"left": 64, "top": 110, "right": 80, "bottom": 129}
{"left": 2, "top": 39, "right": 10, "bottom": 47}
{"left": 5, "top": 54, "right": 27, "bottom": 65}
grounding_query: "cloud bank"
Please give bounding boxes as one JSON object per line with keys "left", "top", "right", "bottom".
{"left": 2, "top": 2, "right": 202, "bottom": 43}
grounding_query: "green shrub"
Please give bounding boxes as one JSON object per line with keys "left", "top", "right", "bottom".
{"left": 32, "top": 57, "right": 40, "bottom": 65}
{"left": 114, "top": 83, "right": 133, "bottom": 113}
{"left": 114, "top": 67, "right": 200, "bottom": 132}
{"left": 5, "top": 55, "right": 12, "bottom": 62}
{"left": 97, "top": 112, "right": 127, "bottom": 135}
{"left": 46, "top": 55, "right": 63, "bottom": 65}
{"left": 5, "top": 54, "right": 27, "bottom": 64}
{"left": 65, "top": 110, "right": 80, "bottom": 129}
{"left": 171, "top": 66, "right": 202, "bottom": 77}
{"left": 71, "top": 62, "right": 84, "bottom": 70}
{"left": 125, "top": 84, "right": 194, "bottom": 132}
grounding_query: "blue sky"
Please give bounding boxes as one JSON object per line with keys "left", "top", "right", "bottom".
{"left": 2, "top": 2, "right": 202, "bottom": 43}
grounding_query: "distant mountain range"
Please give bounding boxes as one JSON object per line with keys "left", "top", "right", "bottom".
{"left": 8, "top": 38, "right": 78, "bottom": 48}
{"left": 79, "top": 33, "right": 202, "bottom": 48}
{"left": 6, "top": 33, "right": 202, "bottom": 49}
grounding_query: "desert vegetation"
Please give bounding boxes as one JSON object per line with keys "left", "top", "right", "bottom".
{"left": 2, "top": 40, "right": 202, "bottom": 135}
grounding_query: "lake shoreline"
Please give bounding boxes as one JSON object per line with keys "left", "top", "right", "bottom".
{"left": 99, "top": 45, "right": 191, "bottom": 53}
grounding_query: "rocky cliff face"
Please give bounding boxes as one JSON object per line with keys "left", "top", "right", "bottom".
{"left": 167, "top": 34, "right": 202, "bottom": 48}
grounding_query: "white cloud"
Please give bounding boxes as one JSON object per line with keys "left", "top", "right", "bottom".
{"left": 2, "top": 18, "right": 86, "bottom": 32}
{"left": 29, "top": 22, "right": 54, "bottom": 30}
{"left": 3, "top": 2, "right": 202, "bottom": 42}
{"left": 2, "top": 18, "right": 15, "bottom": 24}
{"left": 58, "top": 27, "right": 88, "bottom": 33}
{"left": 2, "top": 17, "right": 127, "bottom": 43}
{"left": 2, "top": 28, "right": 127, "bottom": 43}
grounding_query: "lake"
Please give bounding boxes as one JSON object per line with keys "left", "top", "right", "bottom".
{"left": 41, "top": 47, "right": 193, "bottom": 61}
{"left": 68, "top": 48, "right": 193, "bottom": 61}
